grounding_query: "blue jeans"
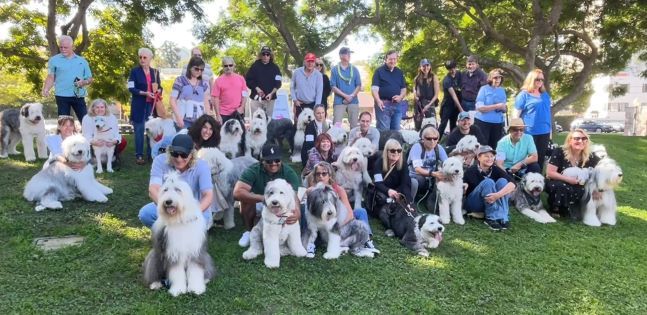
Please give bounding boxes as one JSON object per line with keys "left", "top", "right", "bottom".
{"left": 465, "top": 178, "right": 510, "bottom": 222}
{"left": 374, "top": 100, "right": 404, "bottom": 131}
{"left": 132, "top": 120, "right": 152, "bottom": 159}
{"left": 462, "top": 100, "right": 476, "bottom": 112}
{"left": 138, "top": 202, "right": 212, "bottom": 229}
{"left": 300, "top": 206, "right": 372, "bottom": 236}
{"left": 55, "top": 96, "right": 87, "bottom": 121}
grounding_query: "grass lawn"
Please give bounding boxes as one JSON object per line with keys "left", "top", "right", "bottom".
{"left": 1, "top": 133, "right": 646, "bottom": 314}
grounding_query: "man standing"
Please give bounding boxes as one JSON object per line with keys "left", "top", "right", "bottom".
{"left": 233, "top": 143, "right": 301, "bottom": 247}
{"left": 245, "top": 46, "right": 283, "bottom": 117}
{"left": 371, "top": 50, "right": 407, "bottom": 131}
{"left": 438, "top": 60, "right": 462, "bottom": 140}
{"left": 330, "top": 47, "right": 362, "bottom": 129}
{"left": 291, "top": 53, "right": 323, "bottom": 120}
{"left": 444, "top": 111, "right": 486, "bottom": 153}
{"left": 211, "top": 57, "right": 248, "bottom": 124}
{"left": 460, "top": 55, "right": 488, "bottom": 113}
{"left": 42, "top": 35, "right": 93, "bottom": 120}
{"left": 496, "top": 118, "right": 541, "bottom": 177}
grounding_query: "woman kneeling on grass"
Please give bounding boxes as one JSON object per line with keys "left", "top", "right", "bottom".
{"left": 301, "top": 161, "right": 378, "bottom": 257}
{"left": 463, "top": 145, "right": 516, "bottom": 231}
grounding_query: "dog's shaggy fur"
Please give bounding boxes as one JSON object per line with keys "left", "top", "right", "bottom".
{"left": 591, "top": 144, "right": 608, "bottom": 159}
{"left": 400, "top": 130, "right": 421, "bottom": 146}
{"left": 23, "top": 135, "right": 113, "bottom": 211}
{"left": 252, "top": 108, "right": 268, "bottom": 122}
{"left": 449, "top": 135, "right": 480, "bottom": 167}
{"left": 582, "top": 158, "right": 623, "bottom": 227}
{"left": 242, "top": 179, "right": 307, "bottom": 268}
{"left": 512, "top": 172, "right": 555, "bottom": 223}
{"left": 292, "top": 108, "right": 314, "bottom": 162}
{"left": 267, "top": 118, "right": 296, "bottom": 153}
{"left": 145, "top": 117, "right": 176, "bottom": 158}
{"left": 436, "top": 156, "right": 465, "bottom": 225}
{"left": 143, "top": 172, "right": 216, "bottom": 296}
{"left": 246, "top": 117, "right": 267, "bottom": 159}
{"left": 334, "top": 146, "right": 372, "bottom": 210}
{"left": 91, "top": 116, "right": 115, "bottom": 173}
{"left": 219, "top": 119, "right": 246, "bottom": 159}
{"left": 326, "top": 125, "right": 348, "bottom": 156}
{"left": 352, "top": 137, "right": 376, "bottom": 159}
{"left": 562, "top": 166, "right": 591, "bottom": 185}
{"left": 421, "top": 117, "right": 437, "bottom": 128}
{"left": 0, "top": 103, "right": 48, "bottom": 161}
{"left": 197, "top": 147, "right": 257, "bottom": 229}
{"left": 378, "top": 202, "right": 444, "bottom": 257}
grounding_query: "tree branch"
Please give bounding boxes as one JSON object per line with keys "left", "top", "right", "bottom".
{"left": 320, "top": 0, "right": 381, "bottom": 56}
{"left": 46, "top": 0, "right": 58, "bottom": 55}
{"left": 259, "top": 0, "right": 302, "bottom": 61}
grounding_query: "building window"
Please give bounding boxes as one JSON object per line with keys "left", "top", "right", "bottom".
{"left": 608, "top": 103, "right": 628, "bottom": 112}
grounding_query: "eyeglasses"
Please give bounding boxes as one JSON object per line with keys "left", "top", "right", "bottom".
{"left": 193, "top": 54, "right": 202, "bottom": 58}
{"left": 493, "top": 76, "right": 502, "bottom": 79}
{"left": 263, "top": 159, "right": 281, "bottom": 165}
{"left": 262, "top": 53, "right": 271, "bottom": 56}
{"left": 315, "top": 172, "right": 329, "bottom": 177}
{"left": 535, "top": 78, "right": 544, "bottom": 82}
{"left": 223, "top": 64, "right": 234, "bottom": 68}
{"left": 572, "top": 136, "right": 589, "bottom": 142}
{"left": 170, "top": 151, "right": 190, "bottom": 159}
{"left": 388, "top": 149, "right": 403, "bottom": 154}
{"left": 192, "top": 67, "right": 205, "bottom": 72}
{"left": 316, "top": 63, "right": 324, "bottom": 66}
{"left": 139, "top": 56, "right": 149, "bottom": 60}
{"left": 424, "top": 136, "right": 438, "bottom": 141}
{"left": 509, "top": 128, "right": 524, "bottom": 133}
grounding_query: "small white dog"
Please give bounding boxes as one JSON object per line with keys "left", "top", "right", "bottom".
{"left": 253, "top": 108, "right": 268, "bottom": 122}
{"left": 242, "top": 179, "right": 307, "bottom": 268}
{"left": 352, "top": 137, "right": 376, "bottom": 159}
{"left": 451, "top": 135, "right": 480, "bottom": 166}
{"left": 326, "top": 125, "right": 348, "bottom": 156}
{"left": 91, "top": 116, "right": 115, "bottom": 173}
{"left": 436, "top": 156, "right": 465, "bottom": 225}
{"left": 334, "top": 146, "right": 372, "bottom": 210}
{"left": 582, "top": 158, "right": 623, "bottom": 227}
{"left": 512, "top": 172, "right": 555, "bottom": 224}
{"left": 562, "top": 167, "right": 591, "bottom": 185}
{"left": 246, "top": 117, "right": 267, "bottom": 159}
{"left": 23, "top": 135, "right": 113, "bottom": 211}
{"left": 292, "top": 108, "right": 314, "bottom": 162}
{"left": 0, "top": 103, "right": 48, "bottom": 161}
{"left": 219, "top": 119, "right": 245, "bottom": 159}
{"left": 145, "top": 117, "right": 176, "bottom": 157}
{"left": 591, "top": 144, "right": 608, "bottom": 159}
{"left": 143, "top": 172, "right": 216, "bottom": 296}
{"left": 400, "top": 130, "right": 421, "bottom": 146}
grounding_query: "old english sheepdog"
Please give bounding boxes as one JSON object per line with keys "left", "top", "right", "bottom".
{"left": 562, "top": 166, "right": 591, "bottom": 185}
{"left": 334, "top": 146, "right": 372, "bottom": 210}
{"left": 246, "top": 116, "right": 267, "bottom": 159}
{"left": 303, "top": 183, "right": 374, "bottom": 259}
{"left": 352, "top": 137, "right": 376, "bottom": 159}
{"left": 591, "top": 144, "right": 608, "bottom": 159}
{"left": 219, "top": 118, "right": 246, "bottom": 159}
{"left": 253, "top": 108, "right": 268, "bottom": 122}
{"left": 582, "top": 158, "right": 623, "bottom": 227}
{"left": 145, "top": 117, "right": 176, "bottom": 158}
{"left": 378, "top": 201, "right": 445, "bottom": 257}
{"left": 450, "top": 135, "right": 480, "bottom": 166}
{"left": 143, "top": 172, "right": 216, "bottom": 296}
{"left": 0, "top": 103, "right": 48, "bottom": 161}
{"left": 197, "top": 147, "right": 257, "bottom": 229}
{"left": 91, "top": 116, "right": 115, "bottom": 173}
{"left": 23, "top": 134, "right": 113, "bottom": 211}
{"left": 400, "top": 130, "right": 421, "bottom": 146}
{"left": 242, "top": 179, "right": 307, "bottom": 268}
{"left": 421, "top": 117, "right": 437, "bottom": 128}
{"left": 292, "top": 108, "right": 314, "bottom": 162}
{"left": 267, "top": 118, "right": 296, "bottom": 153}
{"left": 511, "top": 172, "right": 555, "bottom": 224}
{"left": 326, "top": 125, "right": 348, "bottom": 156}
{"left": 436, "top": 156, "right": 465, "bottom": 225}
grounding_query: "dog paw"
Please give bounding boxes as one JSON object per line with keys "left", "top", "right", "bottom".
{"left": 35, "top": 205, "right": 46, "bottom": 212}
{"left": 384, "top": 229, "right": 395, "bottom": 237}
{"left": 149, "top": 282, "right": 163, "bottom": 290}
{"left": 339, "top": 246, "right": 350, "bottom": 255}
{"left": 264, "top": 259, "right": 280, "bottom": 268}
{"left": 223, "top": 222, "right": 235, "bottom": 230}
{"left": 439, "top": 217, "right": 451, "bottom": 224}
{"left": 94, "top": 195, "right": 109, "bottom": 203}
{"left": 306, "top": 252, "right": 315, "bottom": 258}
{"left": 0, "top": 154, "right": 8, "bottom": 158}
{"left": 168, "top": 285, "right": 187, "bottom": 297}
{"left": 187, "top": 283, "right": 206, "bottom": 295}
{"left": 323, "top": 251, "right": 341, "bottom": 260}
{"left": 242, "top": 250, "right": 259, "bottom": 260}
{"left": 453, "top": 217, "right": 466, "bottom": 225}
{"left": 107, "top": 168, "right": 114, "bottom": 173}
{"left": 290, "top": 156, "right": 301, "bottom": 163}
{"left": 417, "top": 250, "right": 430, "bottom": 257}
{"left": 96, "top": 169, "right": 103, "bottom": 174}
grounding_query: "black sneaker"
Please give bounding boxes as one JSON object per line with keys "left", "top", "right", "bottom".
{"left": 498, "top": 220, "right": 509, "bottom": 230}
{"left": 484, "top": 219, "right": 502, "bottom": 231}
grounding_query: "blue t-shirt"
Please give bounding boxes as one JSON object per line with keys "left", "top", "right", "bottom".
{"left": 496, "top": 134, "right": 537, "bottom": 169}
{"left": 514, "top": 90, "right": 552, "bottom": 135}
{"left": 149, "top": 154, "right": 213, "bottom": 201}
{"left": 47, "top": 54, "right": 92, "bottom": 97}
{"left": 475, "top": 85, "right": 506, "bottom": 124}
{"left": 371, "top": 65, "right": 406, "bottom": 100}
{"left": 330, "top": 64, "right": 361, "bottom": 105}
{"left": 406, "top": 142, "right": 448, "bottom": 176}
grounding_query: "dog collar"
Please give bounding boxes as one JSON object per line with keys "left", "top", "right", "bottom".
{"left": 521, "top": 186, "right": 541, "bottom": 205}
{"left": 97, "top": 127, "right": 113, "bottom": 133}
{"left": 154, "top": 133, "right": 164, "bottom": 142}
{"left": 263, "top": 214, "right": 288, "bottom": 225}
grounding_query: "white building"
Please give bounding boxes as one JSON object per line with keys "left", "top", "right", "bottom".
{"left": 585, "top": 54, "right": 647, "bottom": 135}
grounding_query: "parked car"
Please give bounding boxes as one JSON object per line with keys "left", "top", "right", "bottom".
{"left": 608, "top": 122, "right": 624, "bottom": 133}
{"left": 119, "top": 123, "right": 134, "bottom": 134}
{"left": 577, "top": 120, "right": 614, "bottom": 133}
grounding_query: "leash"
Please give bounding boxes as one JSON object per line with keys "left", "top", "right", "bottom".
{"left": 388, "top": 193, "right": 416, "bottom": 218}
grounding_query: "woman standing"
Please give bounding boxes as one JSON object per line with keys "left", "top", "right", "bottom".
{"left": 414, "top": 59, "right": 440, "bottom": 131}
{"left": 302, "top": 133, "right": 336, "bottom": 178}
{"left": 171, "top": 56, "right": 211, "bottom": 130}
{"left": 514, "top": 69, "right": 552, "bottom": 168}
{"left": 188, "top": 114, "right": 221, "bottom": 150}
{"left": 474, "top": 69, "right": 507, "bottom": 149}
{"left": 438, "top": 60, "right": 462, "bottom": 140}
{"left": 128, "top": 48, "right": 161, "bottom": 165}
{"left": 545, "top": 129, "right": 600, "bottom": 219}
{"left": 315, "top": 58, "right": 332, "bottom": 113}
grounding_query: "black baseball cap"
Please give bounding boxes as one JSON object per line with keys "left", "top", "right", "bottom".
{"left": 260, "top": 46, "right": 272, "bottom": 54}
{"left": 445, "top": 60, "right": 457, "bottom": 70}
{"left": 339, "top": 47, "right": 354, "bottom": 55}
{"left": 261, "top": 143, "right": 282, "bottom": 161}
{"left": 168, "top": 134, "right": 193, "bottom": 154}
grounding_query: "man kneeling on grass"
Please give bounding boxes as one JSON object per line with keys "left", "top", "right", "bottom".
{"left": 463, "top": 145, "right": 516, "bottom": 231}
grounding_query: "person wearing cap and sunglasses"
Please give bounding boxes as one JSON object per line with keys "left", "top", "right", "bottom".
{"left": 233, "top": 143, "right": 301, "bottom": 247}
{"left": 438, "top": 60, "right": 463, "bottom": 140}
{"left": 137, "top": 134, "right": 214, "bottom": 230}
{"left": 444, "top": 111, "right": 486, "bottom": 153}
{"left": 514, "top": 69, "right": 552, "bottom": 169}
{"left": 407, "top": 125, "right": 448, "bottom": 209}
{"left": 495, "top": 118, "right": 541, "bottom": 178}
{"left": 291, "top": 52, "right": 323, "bottom": 120}
{"left": 245, "top": 46, "right": 282, "bottom": 117}
{"left": 331, "top": 47, "right": 362, "bottom": 129}
{"left": 170, "top": 56, "right": 211, "bottom": 130}
{"left": 474, "top": 68, "right": 507, "bottom": 149}
{"left": 463, "top": 145, "right": 516, "bottom": 231}
{"left": 211, "top": 56, "right": 248, "bottom": 124}
{"left": 413, "top": 59, "right": 440, "bottom": 131}
{"left": 371, "top": 50, "right": 407, "bottom": 131}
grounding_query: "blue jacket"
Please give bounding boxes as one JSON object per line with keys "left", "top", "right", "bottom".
{"left": 128, "top": 66, "right": 162, "bottom": 123}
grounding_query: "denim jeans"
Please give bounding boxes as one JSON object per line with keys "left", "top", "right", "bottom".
{"left": 465, "top": 178, "right": 510, "bottom": 222}
{"left": 132, "top": 120, "right": 151, "bottom": 159}
{"left": 138, "top": 202, "right": 212, "bottom": 229}
{"left": 462, "top": 100, "right": 476, "bottom": 112}
{"left": 55, "top": 96, "right": 87, "bottom": 121}
{"left": 374, "top": 100, "right": 404, "bottom": 131}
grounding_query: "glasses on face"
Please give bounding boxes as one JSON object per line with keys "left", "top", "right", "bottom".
{"left": 510, "top": 128, "right": 524, "bottom": 133}
{"left": 192, "top": 67, "right": 205, "bottom": 72}
{"left": 316, "top": 63, "right": 324, "bottom": 67}
{"left": 223, "top": 64, "right": 234, "bottom": 68}
{"left": 572, "top": 136, "right": 588, "bottom": 142}
{"left": 388, "top": 148, "right": 403, "bottom": 154}
{"left": 535, "top": 78, "right": 544, "bottom": 82}
{"left": 193, "top": 54, "right": 202, "bottom": 58}
{"left": 139, "top": 56, "right": 148, "bottom": 60}
{"left": 264, "top": 159, "right": 281, "bottom": 165}
{"left": 262, "top": 53, "right": 271, "bottom": 56}
{"left": 170, "top": 151, "right": 190, "bottom": 159}
{"left": 424, "top": 136, "right": 438, "bottom": 141}
{"left": 315, "top": 171, "right": 329, "bottom": 177}
{"left": 493, "top": 76, "right": 502, "bottom": 79}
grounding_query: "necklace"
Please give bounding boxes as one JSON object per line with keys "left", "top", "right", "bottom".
{"left": 336, "top": 63, "right": 354, "bottom": 83}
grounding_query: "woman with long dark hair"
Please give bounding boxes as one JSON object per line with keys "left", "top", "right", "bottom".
{"left": 414, "top": 59, "right": 440, "bottom": 131}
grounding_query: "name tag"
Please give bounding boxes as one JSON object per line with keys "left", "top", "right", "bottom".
{"left": 127, "top": 81, "right": 134, "bottom": 88}
{"left": 170, "top": 90, "right": 179, "bottom": 98}
{"left": 374, "top": 174, "right": 383, "bottom": 182}
{"left": 275, "top": 75, "right": 282, "bottom": 81}
{"left": 305, "top": 135, "right": 314, "bottom": 142}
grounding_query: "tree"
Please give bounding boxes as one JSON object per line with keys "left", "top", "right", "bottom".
{"left": 158, "top": 41, "right": 182, "bottom": 68}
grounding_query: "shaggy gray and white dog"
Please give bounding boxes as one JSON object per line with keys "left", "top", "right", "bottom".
{"left": 91, "top": 116, "right": 115, "bottom": 173}
{"left": 436, "top": 156, "right": 465, "bottom": 225}
{"left": 23, "top": 134, "right": 113, "bottom": 211}
{"left": 266, "top": 118, "right": 296, "bottom": 153}
{"left": 143, "top": 172, "right": 216, "bottom": 296}
{"left": 511, "top": 172, "right": 555, "bottom": 224}
{"left": 334, "top": 146, "right": 372, "bottom": 210}
{"left": 449, "top": 135, "right": 480, "bottom": 166}
{"left": 378, "top": 202, "right": 445, "bottom": 257}
{"left": 292, "top": 108, "right": 314, "bottom": 162}
{"left": 352, "top": 137, "right": 376, "bottom": 159}
{"left": 0, "top": 103, "right": 48, "bottom": 161}
{"left": 145, "top": 116, "right": 176, "bottom": 158}
{"left": 582, "top": 158, "right": 623, "bottom": 227}
{"left": 219, "top": 118, "right": 246, "bottom": 159}
{"left": 197, "top": 147, "right": 257, "bottom": 229}
{"left": 246, "top": 116, "right": 267, "bottom": 159}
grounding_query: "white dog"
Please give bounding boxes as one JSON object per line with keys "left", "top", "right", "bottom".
{"left": 219, "top": 119, "right": 245, "bottom": 159}
{"left": 253, "top": 108, "right": 268, "bottom": 122}
{"left": 246, "top": 117, "right": 267, "bottom": 159}
{"left": 326, "top": 125, "right": 348, "bottom": 156}
{"left": 0, "top": 103, "right": 48, "bottom": 161}
{"left": 197, "top": 147, "right": 257, "bottom": 229}
{"left": 591, "top": 144, "right": 608, "bottom": 159}
{"left": 145, "top": 117, "right": 176, "bottom": 158}
{"left": 512, "top": 172, "right": 555, "bottom": 223}
{"left": 436, "top": 156, "right": 465, "bottom": 225}
{"left": 242, "top": 179, "right": 307, "bottom": 268}
{"left": 91, "top": 116, "right": 115, "bottom": 173}
{"left": 450, "top": 135, "right": 480, "bottom": 166}
{"left": 352, "top": 137, "right": 376, "bottom": 159}
{"left": 582, "top": 158, "right": 623, "bottom": 227}
{"left": 23, "top": 135, "right": 113, "bottom": 211}
{"left": 292, "top": 108, "right": 314, "bottom": 162}
{"left": 400, "top": 130, "right": 421, "bottom": 146}
{"left": 143, "top": 172, "right": 216, "bottom": 296}
{"left": 562, "top": 167, "right": 591, "bottom": 185}
{"left": 334, "top": 146, "right": 372, "bottom": 210}
{"left": 421, "top": 117, "right": 437, "bottom": 128}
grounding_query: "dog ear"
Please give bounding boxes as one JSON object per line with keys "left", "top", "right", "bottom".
{"left": 418, "top": 215, "right": 427, "bottom": 230}
{"left": 21, "top": 105, "right": 30, "bottom": 117}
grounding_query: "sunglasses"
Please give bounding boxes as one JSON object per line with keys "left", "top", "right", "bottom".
{"left": 535, "top": 78, "right": 544, "bottom": 82}
{"left": 192, "top": 67, "right": 205, "bottom": 72}
{"left": 170, "top": 151, "right": 190, "bottom": 159}
{"left": 223, "top": 64, "right": 234, "bottom": 68}
{"left": 263, "top": 159, "right": 281, "bottom": 165}
{"left": 388, "top": 148, "right": 403, "bottom": 154}
{"left": 509, "top": 128, "right": 524, "bottom": 132}
{"left": 424, "top": 136, "right": 439, "bottom": 141}
{"left": 572, "top": 136, "right": 589, "bottom": 142}
{"left": 315, "top": 172, "right": 329, "bottom": 177}
{"left": 316, "top": 63, "right": 324, "bottom": 66}
{"left": 193, "top": 54, "right": 202, "bottom": 58}
{"left": 262, "top": 53, "right": 271, "bottom": 56}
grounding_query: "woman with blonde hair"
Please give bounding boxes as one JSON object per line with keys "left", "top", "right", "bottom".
{"left": 474, "top": 68, "right": 507, "bottom": 148}
{"left": 368, "top": 139, "right": 413, "bottom": 215}
{"left": 514, "top": 69, "right": 552, "bottom": 168}
{"left": 545, "top": 129, "right": 601, "bottom": 219}
{"left": 413, "top": 59, "right": 440, "bottom": 131}
{"left": 81, "top": 98, "right": 124, "bottom": 167}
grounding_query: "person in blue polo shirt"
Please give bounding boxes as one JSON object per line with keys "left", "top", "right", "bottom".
{"left": 496, "top": 118, "right": 541, "bottom": 178}
{"left": 42, "top": 35, "right": 93, "bottom": 120}
{"left": 371, "top": 50, "right": 407, "bottom": 131}
{"left": 331, "top": 47, "right": 362, "bottom": 129}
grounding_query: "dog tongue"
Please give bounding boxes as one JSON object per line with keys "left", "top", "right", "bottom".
{"left": 166, "top": 206, "right": 177, "bottom": 215}
{"left": 434, "top": 231, "right": 443, "bottom": 242}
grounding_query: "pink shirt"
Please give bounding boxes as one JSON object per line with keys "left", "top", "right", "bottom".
{"left": 211, "top": 73, "right": 248, "bottom": 115}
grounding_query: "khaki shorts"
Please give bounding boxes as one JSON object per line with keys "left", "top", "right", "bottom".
{"left": 332, "top": 103, "right": 359, "bottom": 129}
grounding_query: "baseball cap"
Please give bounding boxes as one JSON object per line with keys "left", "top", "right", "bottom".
{"left": 261, "top": 143, "right": 282, "bottom": 161}
{"left": 168, "top": 134, "right": 193, "bottom": 155}
{"left": 444, "top": 60, "right": 457, "bottom": 70}
{"left": 420, "top": 59, "right": 430, "bottom": 66}
{"left": 339, "top": 47, "right": 354, "bottom": 55}
{"left": 477, "top": 145, "right": 497, "bottom": 156}
{"left": 260, "top": 46, "right": 272, "bottom": 54}
{"left": 458, "top": 112, "right": 470, "bottom": 121}
{"left": 304, "top": 53, "right": 316, "bottom": 62}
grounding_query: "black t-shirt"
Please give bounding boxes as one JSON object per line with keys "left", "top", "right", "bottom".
{"left": 444, "top": 125, "right": 486, "bottom": 151}
{"left": 463, "top": 164, "right": 514, "bottom": 196}
{"left": 416, "top": 75, "right": 436, "bottom": 101}
{"left": 322, "top": 74, "right": 331, "bottom": 106}
{"left": 548, "top": 147, "right": 600, "bottom": 173}
{"left": 372, "top": 156, "right": 413, "bottom": 202}
{"left": 441, "top": 72, "right": 461, "bottom": 107}
{"left": 245, "top": 60, "right": 282, "bottom": 100}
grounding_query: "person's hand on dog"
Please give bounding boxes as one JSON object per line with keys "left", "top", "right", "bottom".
{"left": 388, "top": 189, "right": 399, "bottom": 200}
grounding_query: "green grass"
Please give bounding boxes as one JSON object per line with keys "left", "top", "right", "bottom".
{"left": 1, "top": 134, "right": 646, "bottom": 314}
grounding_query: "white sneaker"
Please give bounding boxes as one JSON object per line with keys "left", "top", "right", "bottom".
{"left": 364, "top": 239, "right": 381, "bottom": 254}
{"left": 306, "top": 243, "right": 316, "bottom": 258}
{"left": 238, "top": 231, "right": 251, "bottom": 247}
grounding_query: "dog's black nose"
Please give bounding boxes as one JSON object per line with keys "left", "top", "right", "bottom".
{"left": 164, "top": 199, "right": 173, "bottom": 206}
{"left": 327, "top": 211, "right": 333, "bottom": 216}
{"left": 438, "top": 226, "right": 444, "bottom": 231}
{"left": 77, "top": 150, "right": 83, "bottom": 154}
{"left": 352, "top": 158, "right": 357, "bottom": 162}
{"left": 271, "top": 200, "right": 279, "bottom": 206}
{"left": 454, "top": 170, "right": 460, "bottom": 174}
{"left": 96, "top": 125, "right": 100, "bottom": 128}
{"left": 618, "top": 173, "right": 623, "bottom": 177}
{"left": 35, "top": 116, "right": 41, "bottom": 121}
